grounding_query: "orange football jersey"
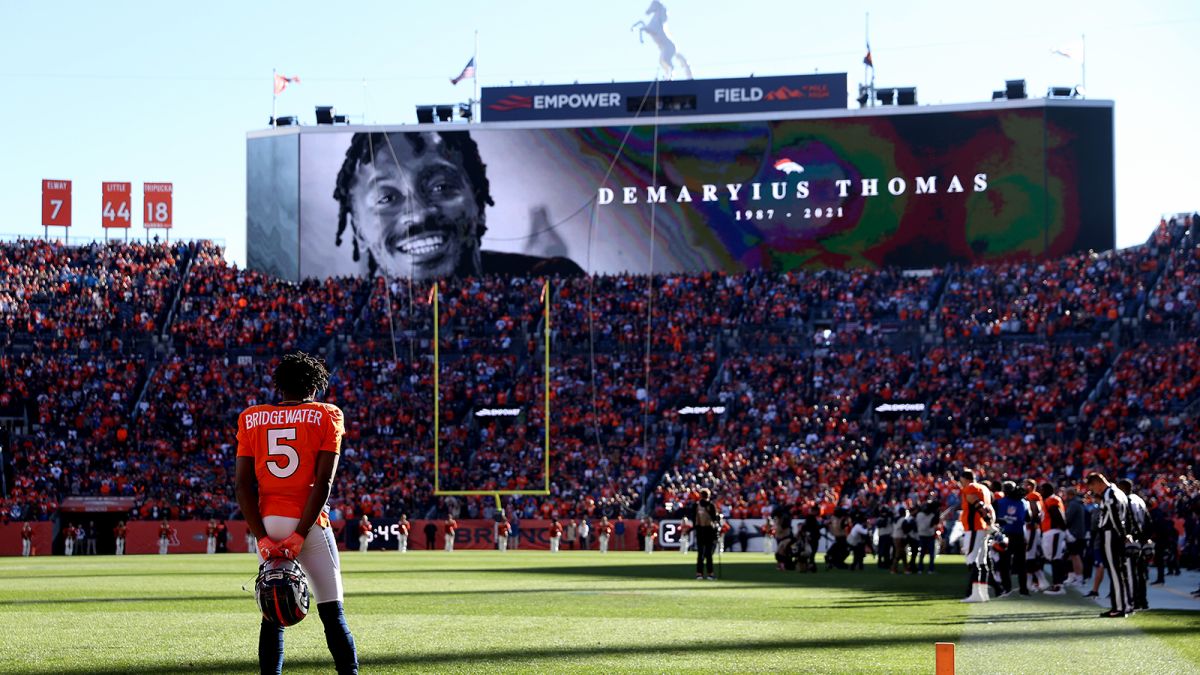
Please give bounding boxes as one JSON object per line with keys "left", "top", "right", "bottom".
{"left": 960, "top": 482, "right": 993, "bottom": 531}
{"left": 236, "top": 401, "right": 344, "bottom": 519}
{"left": 1041, "top": 494, "right": 1064, "bottom": 532}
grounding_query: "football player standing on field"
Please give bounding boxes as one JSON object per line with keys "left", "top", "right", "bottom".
{"left": 235, "top": 352, "right": 358, "bottom": 675}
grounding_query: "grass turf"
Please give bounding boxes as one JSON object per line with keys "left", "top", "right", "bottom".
{"left": 0, "top": 551, "right": 1195, "bottom": 673}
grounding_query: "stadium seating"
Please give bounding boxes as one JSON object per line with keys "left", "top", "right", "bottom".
{"left": 1, "top": 214, "right": 1197, "bottom": 549}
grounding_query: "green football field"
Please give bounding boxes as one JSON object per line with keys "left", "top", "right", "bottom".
{"left": 0, "top": 551, "right": 1197, "bottom": 674}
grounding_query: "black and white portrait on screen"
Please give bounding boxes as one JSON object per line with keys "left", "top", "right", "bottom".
{"left": 328, "top": 131, "right": 583, "bottom": 280}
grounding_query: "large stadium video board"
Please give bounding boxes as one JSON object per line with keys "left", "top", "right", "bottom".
{"left": 247, "top": 100, "right": 1114, "bottom": 281}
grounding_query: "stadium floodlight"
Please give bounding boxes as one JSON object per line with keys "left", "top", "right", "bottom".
{"left": 1047, "top": 87, "right": 1074, "bottom": 98}
{"left": 897, "top": 87, "right": 917, "bottom": 106}
{"left": 1073, "top": 85, "right": 1087, "bottom": 99}
{"left": 435, "top": 105, "right": 455, "bottom": 122}
{"left": 992, "top": 90, "right": 1006, "bottom": 100}
{"left": 856, "top": 84, "right": 869, "bottom": 108}
{"left": 876, "top": 88, "right": 895, "bottom": 106}
{"left": 415, "top": 105, "right": 435, "bottom": 124}
{"left": 271, "top": 116, "right": 298, "bottom": 127}
{"left": 1005, "top": 79, "right": 1027, "bottom": 100}
{"left": 315, "top": 106, "right": 335, "bottom": 125}
{"left": 457, "top": 102, "right": 473, "bottom": 121}
{"left": 332, "top": 114, "right": 349, "bottom": 124}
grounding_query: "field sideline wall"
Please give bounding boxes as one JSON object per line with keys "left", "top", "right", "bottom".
{"left": 0, "top": 519, "right": 657, "bottom": 555}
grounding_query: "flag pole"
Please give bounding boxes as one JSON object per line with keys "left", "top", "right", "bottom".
{"left": 272, "top": 68, "right": 277, "bottom": 128}
{"left": 1081, "top": 33, "right": 1086, "bottom": 96}
{"left": 866, "top": 13, "right": 874, "bottom": 107}
{"left": 863, "top": 13, "right": 868, "bottom": 106}
{"left": 473, "top": 29, "right": 480, "bottom": 123}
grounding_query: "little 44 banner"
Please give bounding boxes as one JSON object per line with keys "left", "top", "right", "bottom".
{"left": 143, "top": 182, "right": 173, "bottom": 229}
{"left": 102, "top": 182, "right": 132, "bottom": 228}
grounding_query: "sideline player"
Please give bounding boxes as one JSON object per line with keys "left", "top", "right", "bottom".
{"left": 960, "top": 470, "right": 994, "bottom": 603}
{"left": 1022, "top": 479, "right": 1046, "bottom": 592}
{"left": 1037, "top": 483, "right": 1068, "bottom": 595}
{"left": 235, "top": 352, "right": 358, "bottom": 674}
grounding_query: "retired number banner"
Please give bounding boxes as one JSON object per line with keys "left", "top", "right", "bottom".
{"left": 41, "top": 179, "right": 72, "bottom": 227}
{"left": 143, "top": 182, "right": 173, "bottom": 229}
{"left": 102, "top": 182, "right": 133, "bottom": 229}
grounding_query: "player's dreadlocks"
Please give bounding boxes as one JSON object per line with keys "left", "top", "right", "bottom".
{"left": 273, "top": 352, "right": 331, "bottom": 399}
{"left": 332, "top": 131, "right": 495, "bottom": 274}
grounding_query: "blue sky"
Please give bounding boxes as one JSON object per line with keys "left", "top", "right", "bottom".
{"left": 1, "top": 0, "right": 1196, "bottom": 265}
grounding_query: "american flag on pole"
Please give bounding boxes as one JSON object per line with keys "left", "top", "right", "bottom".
{"left": 274, "top": 74, "right": 300, "bottom": 95}
{"left": 450, "top": 57, "right": 476, "bottom": 85}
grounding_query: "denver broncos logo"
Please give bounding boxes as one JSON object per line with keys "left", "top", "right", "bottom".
{"left": 773, "top": 159, "right": 805, "bottom": 175}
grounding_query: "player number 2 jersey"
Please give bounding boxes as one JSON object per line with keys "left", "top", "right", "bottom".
{"left": 236, "top": 401, "right": 344, "bottom": 519}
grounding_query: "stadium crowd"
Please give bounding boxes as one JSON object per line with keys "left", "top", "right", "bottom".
{"left": 1, "top": 214, "right": 1198, "bottom": 582}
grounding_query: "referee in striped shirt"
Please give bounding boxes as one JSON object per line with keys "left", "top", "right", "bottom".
{"left": 1086, "top": 473, "right": 1134, "bottom": 618}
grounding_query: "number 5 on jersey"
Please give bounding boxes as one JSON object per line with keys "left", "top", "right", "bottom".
{"left": 267, "top": 428, "right": 299, "bottom": 478}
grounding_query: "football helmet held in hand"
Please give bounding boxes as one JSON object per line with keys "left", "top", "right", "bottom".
{"left": 255, "top": 559, "right": 309, "bottom": 626}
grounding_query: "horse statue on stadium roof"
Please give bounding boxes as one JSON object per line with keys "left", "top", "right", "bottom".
{"left": 631, "top": 1, "right": 694, "bottom": 81}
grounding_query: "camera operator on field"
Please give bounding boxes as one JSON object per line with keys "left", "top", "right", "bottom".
{"left": 673, "top": 488, "right": 722, "bottom": 580}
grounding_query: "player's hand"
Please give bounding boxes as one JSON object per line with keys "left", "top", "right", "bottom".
{"left": 257, "top": 536, "right": 280, "bottom": 560}
{"left": 279, "top": 532, "right": 305, "bottom": 560}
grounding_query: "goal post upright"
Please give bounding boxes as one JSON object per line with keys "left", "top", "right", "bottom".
{"left": 543, "top": 279, "right": 550, "bottom": 492}
{"left": 431, "top": 282, "right": 440, "bottom": 495}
